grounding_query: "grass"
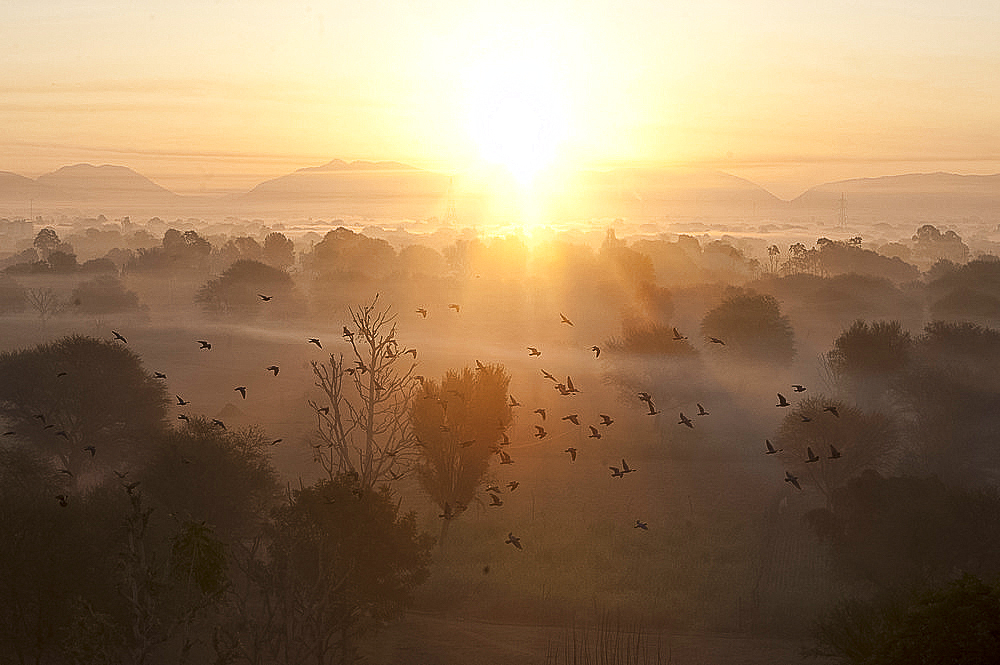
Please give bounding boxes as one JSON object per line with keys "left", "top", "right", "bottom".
{"left": 545, "top": 612, "right": 667, "bottom": 665}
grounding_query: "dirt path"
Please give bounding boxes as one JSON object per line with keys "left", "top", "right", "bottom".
{"left": 362, "top": 611, "right": 817, "bottom": 665}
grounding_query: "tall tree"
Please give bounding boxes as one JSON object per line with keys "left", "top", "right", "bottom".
{"left": 308, "top": 297, "right": 419, "bottom": 491}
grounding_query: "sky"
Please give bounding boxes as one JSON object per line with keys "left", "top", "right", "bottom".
{"left": 3, "top": 0, "right": 1000, "bottom": 199}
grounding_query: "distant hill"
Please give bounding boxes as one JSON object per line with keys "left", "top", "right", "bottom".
{"left": 35, "top": 164, "right": 180, "bottom": 201}
{"left": 0, "top": 171, "right": 68, "bottom": 201}
{"left": 791, "top": 172, "right": 1000, "bottom": 223}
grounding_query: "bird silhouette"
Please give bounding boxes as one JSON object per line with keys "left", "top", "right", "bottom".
{"left": 176, "top": 395, "right": 189, "bottom": 406}
{"left": 271, "top": 438, "right": 283, "bottom": 445}
{"left": 784, "top": 471, "right": 802, "bottom": 490}
{"left": 416, "top": 308, "right": 428, "bottom": 318}
{"left": 801, "top": 415, "right": 813, "bottom": 422}
{"left": 697, "top": 403, "right": 709, "bottom": 416}
{"left": 499, "top": 450, "right": 513, "bottom": 465}
{"left": 562, "top": 414, "right": 580, "bottom": 425}
{"left": 599, "top": 414, "right": 614, "bottom": 426}
{"left": 672, "top": 327, "right": 687, "bottom": 340}
{"left": 634, "top": 520, "right": 648, "bottom": 530}
{"left": 449, "top": 303, "right": 461, "bottom": 313}
{"left": 646, "top": 401, "right": 661, "bottom": 416}
{"left": 439, "top": 502, "right": 454, "bottom": 520}
{"left": 678, "top": 413, "right": 694, "bottom": 428}
{"left": 266, "top": 365, "right": 279, "bottom": 375}
{"left": 55, "top": 430, "right": 69, "bottom": 439}
{"left": 792, "top": 384, "right": 807, "bottom": 392}
{"left": 534, "top": 425, "right": 547, "bottom": 439}
{"left": 488, "top": 493, "right": 503, "bottom": 507}
{"left": 177, "top": 414, "right": 189, "bottom": 422}
{"left": 621, "top": 458, "right": 635, "bottom": 474}
{"left": 2, "top": 431, "right": 14, "bottom": 436}
{"left": 764, "top": 439, "right": 781, "bottom": 454}
{"left": 534, "top": 408, "right": 546, "bottom": 420}
{"left": 505, "top": 532, "right": 522, "bottom": 549}
{"left": 258, "top": 293, "right": 272, "bottom": 301}
{"left": 56, "top": 494, "right": 68, "bottom": 507}
{"left": 485, "top": 484, "right": 501, "bottom": 494}
{"left": 211, "top": 419, "right": 226, "bottom": 429}
{"left": 506, "top": 480, "right": 519, "bottom": 491}
{"left": 805, "top": 447, "right": 820, "bottom": 463}
{"left": 560, "top": 313, "right": 573, "bottom": 326}
{"left": 824, "top": 405, "right": 840, "bottom": 417}
{"left": 610, "top": 466, "right": 624, "bottom": 478}
{"left": 564, "top": 447, "right": 577, "bottom": 461}
{"left": 541, "top": 369, "right": 557, "bottom": 382}
{"left": 308, "top": 337, "right": 322, "bottom": 348}
{"left": 83, "top": 445, "right": 96, "bottom": 457}
{"left": 317, "top": 406, "right": 330, "bottom": 415}
{"left": 509, "top": 395, "right": 521, "bottom": 407}
{"left": 460, "top": 439, "right": 476, "bottom": 448}
{"left": 566, "top": 376, "right": 579, "bottom": 393}
{"left": 197, "top": 340, "right": 211, "bottom": 349}
{"left": 500, "top": 432, "right": 510, "bottom": 446}
{"left": 154, "top": 371, "right": 167, "bottom": 379}
{"left": 235, "top": 386, "right": 247, "bottom": 399}
{"left": 112, "top": 330, "right": 127, "bottom": 343}
{"left": 591, "top": 345, "right": 601, "bottom": 358}
{"left": 828, "top": 444, "right": 842, "bottom": 460}
{"left": 527, "top": 346, "right": 541, "bottom": 356}
{"left": 587, "top": 425, "right": 602, "bottom": 439}
{"left": 475, "top": 360, "right": 486, "bottom": 371}
{"left": 707, "top": 336, "right": 725, "bottom": 345}
{"left": 776, "top": 393, "right": 790, "bottom": 407}
{"left": 342, "top": 326, "right": 354, "bottom": 341}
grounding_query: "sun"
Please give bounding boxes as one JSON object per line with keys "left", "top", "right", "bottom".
{"left": 461, "top": 46, "right": 570, "bottom": 187}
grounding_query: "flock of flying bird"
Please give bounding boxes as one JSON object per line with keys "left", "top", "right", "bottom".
{"left": 25, "top": 293, "right": 842, "bottom": 551}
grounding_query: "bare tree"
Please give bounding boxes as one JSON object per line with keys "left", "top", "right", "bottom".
{"left": 308, "top": 296, "right": 419, "bottom": 491}
{"left": 25, "top": 287, "right": 66, "bottom": 327}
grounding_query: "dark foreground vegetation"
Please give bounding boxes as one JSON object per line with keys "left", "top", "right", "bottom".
{"left": 3, "top": 215, "right": 1000, "bottom": 663}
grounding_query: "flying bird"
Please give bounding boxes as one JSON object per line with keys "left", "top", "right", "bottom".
{"left": 439, "top": 502, "right": 455, "bottom": 520}
{"left": 177, "top": 414, "right": 189, "bottom": 422}
{"left": 707, "top": 336, "right": 726, "bottom": 345}
{"left": 499, "top": 450, "right": 513, "bottom": 465}
{"left": 828, "top": 445, "right": 842, "bottom": 460}
{"left": 449, "top": 303, "right": 461, "bottom": 313}
{"left": 55, "top": 430, "right": 69, "bottom": 439}
{"left": 176, "top": 395, "right": 190, "bottom": 406}
{"left": 678, "top": 413, "right": 694, "bottom": 428}
{"left": 634, "top": 520, "right": 648, "bottom": 530}
{"left": 505, "top": 532, "right": 522, "bottom": 550}
{"left": 83, "top": 445, "right": 96, "bottom": 457}
{"left": 235, "top": 386, "right": 247, "bottom": 399}
{"left": 824, "top": 405, "right": 840, "bottom": 417}
{"left": 154, "top": 371, "right": 167, "bottom": 379}
{"left": 672, "top": 327, "right": 687, "bottom": 341}
{"left": 308, "top": 337, "right": 322, "bottom": 348}
{"left": 342, "top": 326, "right": 354, "bottom": 341}
{"left": 764, "top": 439, "right": 781, "bottom": 455}
{"left": 506, "top": 480, "right": 519, "bottom": 491}
{"left": 792, "top": 384, "right": 807, "bottom": 392}
{"left": 266, "top": 365, "right": 279, "bottom": 375}
{"left": 112, "top": 330, "right": 127, "bottom": 343}
{"left": 534, "top": 425, "right": 547, "bottom": 439}
{"left": 801, "top": 415, "right": 813, "bottom": 422}
{"left": 509, "top": 395, "right": 521, "bottom": 407}
{"left": 610, "top": 466, "right": 625, "bottom": 478}
{"left": 805, "top": 447, "right": 820, "bottom": 463}
{"left": 56, "top": 494, "right": 68, "bottom": 508}
{"left": 560, "top": 313, "right": 573, "bottom": 326}
{"left": 776, "top": 393, "right": 790, "bottom": 407}
{"left": 599, "top": 414, "right": 614, "bottom": 426}
{"left": 784, "top": 471, "right": 802, "bottom": 490}
{"left": 621, "top": 458, "right": 635, "bottom": 474}
{"left": 476, "top": 360, "right": 486, "bottom": 371}
{"left": 564, "top": 447, "right": 577, "bottom": 461}
{"left": 562, "top": 414, "right": 580, "bottom": 425}
{"left": 646, "top": 401, "right": 661, "bottom": 416}
{"left": 258, "top": 294, "right": 272, "bottom": 301}
{"left": 211, "top": 419, "right": 226, "bottom": 429}
{"left": 488, "top": 493, "right": 503, "bottom": 507}
{"left": 527, "top": 346, "right": 541, "bottom": 356}
{"left": 197, "top": 340, "right": 212, "bottom": 349}
{"left": 541, "top": 369, "right": 557, "bottom": 382}
{"left": 566, "top": 376, "right": 579, "bottom": 393}
{"left": 534, "top": 408, "right": 546, "bottom": 420}
{"left": 271, "top": 439, "right": 283, "bottom": 446}
{"left": 591, "top": 345, "right": 601, "bottom": 358}
{"left": 416, "top": 308, "right": 427, "bottom": 318}
{"left": 588, "top": 425, "right": 602, "bottom": 439}
{"left": 697, "top": 403, "right": 709, "bottom": 416}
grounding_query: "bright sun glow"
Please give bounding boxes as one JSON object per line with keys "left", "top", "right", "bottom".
{"left": 461, "top": 45, "right": 570, "bottom": 188}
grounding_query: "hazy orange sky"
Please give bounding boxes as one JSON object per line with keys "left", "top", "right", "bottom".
{"left": 3, "top": 0, "right": 1000, "bottom": 199}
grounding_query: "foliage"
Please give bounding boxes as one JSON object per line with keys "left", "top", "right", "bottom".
{"left": 309, "top": 297, "right": 420, "bottom": 491}
{"left": 826, "top": 320, "right": 911, "bottom": 405}
{"left": 804, "top": 471, "right": 1000, "bottom": 588}
{"left": 306, "top": 227, "right": 397, "bottom": 280}
{"left": 262, "top": 231, "right": 296, "bottom": 269}
{"left": 413, "top": 363, "right": 512, "bottom": 529}
{"left": 195, "top": 258, "right": 297, "bottom": 317}
{"left": 699, "top": 287, "right": 796, "bottom": 363}
{"left": 808, "top": 574, "right": 1000, "bottom": 665}
{"left": 0, "top": 334, "right": 169, "bottom": 477}
{"left": 71, "top": 274, "right": 146, "bottom": 315}
{"left": 0, "top": 274, "right": 26, "bottom": 313}
{"left": 911, "top": 224, "right": 969, "bottom": 268}
{"left": 812, "top": 237, "right": 919, "bottom": 282}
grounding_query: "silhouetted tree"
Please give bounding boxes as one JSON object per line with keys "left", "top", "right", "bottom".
{"left": 0, "top": 335, "right": 169, "bottom": 477}
{"left": 911, "top": 224, "right": 969, "bottom": 268}
{"left": 413, "top": 363, "right": 512, "bottom": 540}
{"left": 826, "top": 320, "right": 911, "bottom": 406}
{"left": 195, "top": 259, "right": 297, "bottom": 318}
{"left": 33, "top": 227, "right": 60, "bottom": 260}
{"left": 262, "top": 231, "right": 296, "bottom": 269}
{"left": 700, "top": 288, "right": 796, "bottom": 363}
{"left": 71, "top": 274, "right": 145, "bottom": 316}
{"left": 223, "top": 476, "right": 433, "bottom": 665}
{"left": 309, "top": 297, "right": 419, "bottom": 491}
{"left": 25, "top": 286, "right": 67, "bottom": 327}
{"left": 0, "top": 274, "right": 26, "bottom": 313}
